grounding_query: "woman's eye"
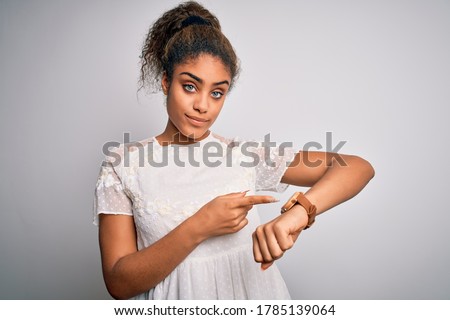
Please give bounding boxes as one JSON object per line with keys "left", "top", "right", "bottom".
{"left": 211, "top": 91, "right": 223, "bottom": 99}
{"left": 183, "top": 84, "right": 196, "bottom": 92}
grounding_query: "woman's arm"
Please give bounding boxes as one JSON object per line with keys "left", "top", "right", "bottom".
{"left": 99, "top": 213, "right": 202, "bottom": 300}
{"left": 282, "top": 151, "right": 375, "bottom": 214}
{"left": 252, "top": 151, "right": 375, "bottom": 269}
{"left": 99, "top": 192, "right": 277, "bottom": 299}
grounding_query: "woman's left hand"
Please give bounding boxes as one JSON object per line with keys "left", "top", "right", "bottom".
{"left": 252, "top": 205, "right": 309, "bottom": 270}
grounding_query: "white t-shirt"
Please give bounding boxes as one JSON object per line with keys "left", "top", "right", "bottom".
{"left": 93, "top": 132, "right": 296, "bottom": 299}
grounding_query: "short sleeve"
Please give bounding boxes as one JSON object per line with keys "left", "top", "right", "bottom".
{"left": 254, "top": 142, "right": 297, "bottom": 193}
{"left": 93, "top": 161, "right": 133, "bottom": 226}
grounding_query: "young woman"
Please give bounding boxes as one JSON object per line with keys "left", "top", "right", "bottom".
{"left": 93, "top": 1, "right": 374, "bottom": 300}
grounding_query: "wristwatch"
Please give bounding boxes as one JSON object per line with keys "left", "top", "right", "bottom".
{"left": 280, "top": 192, "right": 317, "bottom": 229}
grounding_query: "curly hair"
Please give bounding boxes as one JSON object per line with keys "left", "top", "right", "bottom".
{"left": 138, "top": 1, "right": 240, "bottom": 93}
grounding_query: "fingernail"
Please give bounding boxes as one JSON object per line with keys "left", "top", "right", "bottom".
{"left": 271, "top": 198, "right": 280, "bottom": 202}
{"left": 241, "top": 190, "right": 250, "bottom": 194}
{"left": 261, "top": 264, "right": 269, "bottom": 271}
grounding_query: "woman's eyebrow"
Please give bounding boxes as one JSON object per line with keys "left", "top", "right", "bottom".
{"left": 214, "top": 80, "right": 230, "bottom": 87}
{"left": 179, "top": 72, "right": 229, "bottom": 87}
{"left": 180, "top": 72, "right": 202, "bottom": 83}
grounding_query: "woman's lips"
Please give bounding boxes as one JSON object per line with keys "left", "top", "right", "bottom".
{"left": 185, "top": 114, "right": 209, "bottom": 126}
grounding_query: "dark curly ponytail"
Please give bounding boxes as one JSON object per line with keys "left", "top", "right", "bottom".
{"left": 139, "top": 1, "right": 240, "bottom": 93}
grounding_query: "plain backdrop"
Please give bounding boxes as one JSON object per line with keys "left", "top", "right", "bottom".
{"left": 1, "top": 0, "right": 449, "bottom": 299}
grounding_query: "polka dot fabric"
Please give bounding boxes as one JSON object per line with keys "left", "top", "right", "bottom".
{"left": 93, "top": 162, "right": 133, "bottom": 226}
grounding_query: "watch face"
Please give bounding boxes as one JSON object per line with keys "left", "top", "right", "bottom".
{"left": 280, "top": 192, "right": 300, "bottom": 213}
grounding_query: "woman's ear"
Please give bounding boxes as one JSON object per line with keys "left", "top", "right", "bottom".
{"left": 161, "top": 73, "right": 169, "bottom": 95}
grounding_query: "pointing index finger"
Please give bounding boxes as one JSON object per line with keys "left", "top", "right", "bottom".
{"left": 240, "top": 195, "right": 279, "bottom": 206}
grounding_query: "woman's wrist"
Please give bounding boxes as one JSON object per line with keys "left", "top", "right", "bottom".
{"left": 286, "top": 204, "right": 309, "bottom": 230}
{"left": 183, "top": 213, "right": 209, "bottom": 245}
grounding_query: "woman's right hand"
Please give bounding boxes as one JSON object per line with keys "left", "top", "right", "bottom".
{"left": 190, "top": 191, "right": 278, "bottom": 242}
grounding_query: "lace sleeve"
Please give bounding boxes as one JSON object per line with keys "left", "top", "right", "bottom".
{"left": 254, "top": 142, "right": 297, "bottom": 193}
{"left": 93, "top": 161, "right": 133, "bottom": 226}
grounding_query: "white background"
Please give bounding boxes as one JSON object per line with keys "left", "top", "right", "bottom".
{"left": 0, "top": 0, "right": 449, "bottom": 299}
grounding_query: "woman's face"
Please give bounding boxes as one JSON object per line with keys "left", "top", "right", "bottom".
{"left": 161, "top": 54, "right": 231, "bottom": 144}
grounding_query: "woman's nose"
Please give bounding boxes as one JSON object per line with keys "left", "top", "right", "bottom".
{"left": 193, "top": 93, "right": 209, "bottom": 113}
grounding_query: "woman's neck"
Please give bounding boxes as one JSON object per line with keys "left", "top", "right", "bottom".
{"left": 155, "top": 120, "right": 211, "bottom": 146}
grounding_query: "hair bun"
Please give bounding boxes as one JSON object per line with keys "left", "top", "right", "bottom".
{"left": 139, "top": 1, "right": 239, "bottom": 93}
{"left": 180, "top": 15, "right": 212, "bottom": 29}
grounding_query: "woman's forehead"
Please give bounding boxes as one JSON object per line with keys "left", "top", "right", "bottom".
{"left": 173, "top": 54, "right": 231, "bottom": 82}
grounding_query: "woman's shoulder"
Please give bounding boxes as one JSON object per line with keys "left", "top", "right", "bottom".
{"left": 103, "top": 137, "right": 154, "bottom": 166}
{"left": 211, "top": 132, "right": 235, "bottom": 145}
